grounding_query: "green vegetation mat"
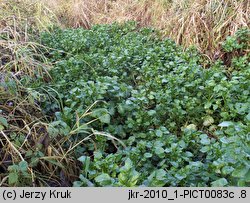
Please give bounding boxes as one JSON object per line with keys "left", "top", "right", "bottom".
{"left": 5, "top": 23, "right": 249, "bottom": 186}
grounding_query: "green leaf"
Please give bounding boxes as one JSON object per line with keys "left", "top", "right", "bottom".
{"left": 185, "top": 124, "right": 197, "bottom": 131}
{"left": 244, "top": 169, "right": 250, "bottom": 182}
{"left": 218, "top": 121, "right": 233, "bottom": 127}
{"left": 99, "top": 114, "right": 111, "bottom": 124}
{"left": 155, "top": 129, "right": 163, "bottom": 137}
{"left": 121, "top": 158, "right": 133, "bottom": 171}
{"left": 232, "top": 165, "right": 249, "bottom": 178}
{"left": 148, "top": 110, "right": 156, "bottom": 116}
{"left": 78, "top": 156, "right": 91, "bottom": 177}
{"left": 200, "top": 134, "right": 210, "bottom": 145}
{"left": 73, "top": 181, "right": 83, "bottom": 187}
{"left": 92, "top": 108, "right": 110, "bottom": 124}
{"left": 200, "top": 146, "right": 210, "bottom": 153}
{"left": 0, "top": 117, "right": 8, "bottom": 128}
{"left": 204, "top": 102, "right": 212, "bottom": 109}
{"left": 118, "top": 170, "right": 140, "bottom": 186}
{"left": 211, "top": 178, "right": 228, "bottom": 187}
{"left": 220, "top": 137, "right": 229, "bottom": 144}
{"left": 203, "top": 116, "right": 214, "bottom": 126}
{"left": 146, "top": 169, "right": 167, "bottom": 187}
{"left": 8, "top": 172, "right": 18, "bottom": 185}
{"left": 164, "top": 148, "right": 172, "bottom": 153}
{"left": 94, "top": 151, "right": 103, "bottom": 159}
{"left": 155, "top": 147, "right": 165, "bottom": 156}
{"left": 144, "top": 153, "right": 152, "bottom": 158}
{"left": 222, "top": 166, "right": 234, "bottom": 175}
{"left": 18, "top": 161, "right": 28, "bottom": 172}
{"left": 95, "top": 173, "right": 113, "bottom": 186}
{"left": 175, "top": 173, "right": 186, "bottom": 180}
{"left": 75, "top": 175, "right": 94, "bottom": 187}
{"left": 246, "top": 113, "right": 250, "bottom": 121}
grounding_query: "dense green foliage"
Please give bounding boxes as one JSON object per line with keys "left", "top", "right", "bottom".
{"left": 37, "top": 23, "right": 249, "bottom": 186}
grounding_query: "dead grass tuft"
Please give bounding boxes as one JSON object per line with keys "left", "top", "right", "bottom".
{"left": 0, "top": 0, "right": 79, "bottom": 186}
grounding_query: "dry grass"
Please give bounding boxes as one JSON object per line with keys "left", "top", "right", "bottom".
{"left": 0, "top": 0, "right": 79, "bottom": 186}
{"left": 163, "top": 0, "right": 249, "bottom": 60}
{"left": 44, "top": 0, "right": 249, "bottom": 59}
{"left": 0, "top": 84, "right": 81, "bottom": 186}
{"left": 0, "top": 0, "right": 58, "bottom": 77}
